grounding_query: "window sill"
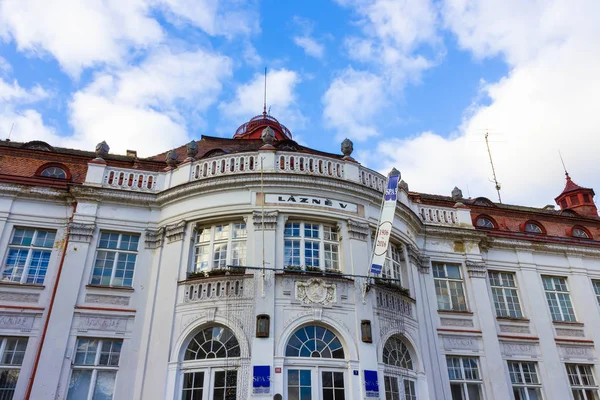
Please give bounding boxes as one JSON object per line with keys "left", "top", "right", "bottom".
{"left": 552, "top": 320, "right": 583, "bottom": 327}
{"left": 438, "top": 310, "right": 473, "bottom": 315}
{"left": 86, "top": 285, "right": 134, "bottom": 292}
{"left": 496, "top": 316, "right": 529, "bottom": 322}
{"left": 0, "top": 282, "right": 45, "bottom": 290}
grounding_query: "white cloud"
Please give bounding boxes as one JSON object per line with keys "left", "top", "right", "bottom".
{"left": 325, "top": 0, "right": 440, "bottom": 139}
{"left": 0, "top": 0, "right": 164, "bottom": 76}
{"left": 219, "top": 69, "right": 304, "bottom": 134}
{"left": 293, "top": 36, "right": 325, "bottom": 59}
{"left": 154, "top": 0, "right": 259, "bottom": 38}
{"left": 368, "top": 0, "right": 600, "bottom": 207}
{"left": 322, "top": 68, "right": 386, "bottom": 141}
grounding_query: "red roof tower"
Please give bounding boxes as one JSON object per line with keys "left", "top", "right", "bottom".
{"left": 555, "top": 173, "right": 598, "bottom": 218}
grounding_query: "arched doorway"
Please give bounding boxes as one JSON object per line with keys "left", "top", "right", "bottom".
{"left": 284, "top": 324, "right": 347, "bottom": 399}
{"left": 382, "top": 335, "right": 417, "bottom": 400}
{"left": 179, "top": 325, "right": 240, "bottom": 400}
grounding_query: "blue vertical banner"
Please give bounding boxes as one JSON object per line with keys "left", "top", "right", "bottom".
{"left": 253, "top": 365, "right": 271, "bottom": 395}
{"left": 364, "top": 370, "right": 380, "bottom": 398}
{"left": 370, "top": 168, "right": 401, "bottom": 275}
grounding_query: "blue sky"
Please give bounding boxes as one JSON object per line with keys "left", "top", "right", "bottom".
{"left": 0, "top": 0, "right": 599, "bottom": 207}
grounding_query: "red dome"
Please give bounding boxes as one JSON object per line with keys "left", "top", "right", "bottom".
{"left": 233, "top": 113, "right": 292, "bottom": 141}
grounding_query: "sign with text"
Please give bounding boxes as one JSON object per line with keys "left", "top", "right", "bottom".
{"left": 369, "top": 172, "right": 400, "bottom": 275}
{"left": 253, "top": 365, "right": 271, "bottom": 395}
{"left": 265, "top": 194, "right": 358, "bottom": 213}
{"left": 364, "top": 370, "right": 380, "bottom": 398}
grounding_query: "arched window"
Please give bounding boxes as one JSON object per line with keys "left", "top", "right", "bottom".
{"left": 524, "top": 221, "right": 544, "bottom": 234}
{"left": 475, "top": 216, "right": 496, "bottom": 229}
{"left": 383, "top": 336, "right": 417, "bottom": 400}
{"left": 383, "top": 336, "right": 413, "bottom": 369}
{"left": 571, "top": 226, "right": 591, "bottom": 239}
{"left": 36, "top": 163, "right": 70, "bottom": 180}
{"left": 284, "top": 325, "right": 347, "bottom": 399}
{"left": 180, "top": 326, "right": 240, "bottom": 400}
{"left": 285, "top": 325, "right": 344, "bottom": 359}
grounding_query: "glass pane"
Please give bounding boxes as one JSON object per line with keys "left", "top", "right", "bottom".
{"left": 66, "top": 370, "right": 92, "bottom": 400}
{"left": 466, "top": 383, "right": 482, "bottom": 400}
{"left": 92, "top": 371, "right": 116, "bottom": 400}
{"left": 74, "top": 339, "right": 99, "bottom": 365}
{"left": 450, "top": 383, "right": 465, "bottom": 400}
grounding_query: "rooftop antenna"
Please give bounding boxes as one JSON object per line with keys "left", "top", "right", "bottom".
{"left": 485, "top": 130, "right": 502, "bottom": 203}
{"left": 263, "top": 67, "right": 267, "bottom": 116}
{"left": 6, "top": 123, "right": 14, "bottom": 141}
{"left": 558, "top": 150, "right": 569, "bottom": 177}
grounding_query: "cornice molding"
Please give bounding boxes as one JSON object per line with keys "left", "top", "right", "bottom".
{"left": 145, "top": 227, "right": 165, "bottom": 249}
{"left": 68, "top": 222, "right": 96, "bottom": 243}
{"left": 488, "top": 236, "right": 600, "bottom": 257}
{"left": 165, "top": 221, "right": 187, "bottom": 243}
{"left": 347, "top": 219, "right": 369, "bottom": 241}
{"left": 253, "top": 210, "right": 278, "bottom": 230}
{"left": 465, "top": 260, "right": 487, "bottom": 278}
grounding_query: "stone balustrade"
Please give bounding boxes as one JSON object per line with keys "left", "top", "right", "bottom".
{"left": 183, "top": 277, "right": 246, "bottom": 303}
{"left": 103, "top": 167, "right": 159, "bottom": 192}
{"left": 418, "top": 205, "right": 458, "bottom": 226}
{"left": 191, "top": 154, "right": 258, "bottom": 180}
{"left": 374, "top": 288, "right": 413, "bottom": 317}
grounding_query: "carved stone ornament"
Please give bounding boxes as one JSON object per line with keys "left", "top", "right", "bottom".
{"left": 465, "top": 260, "right": 487, "bottom": 278}
{"left": 296, "top": 278, "right": 336, "bottom": 306}
{"left": 347, "top": 219, "right": 369, "bottom": 241}
{"left": 95, "top": 141, "right": 109, "bottom": 159}
{"left": 144, "top": 227, "right": 165, "bottom": 249}
{"left": 407, "top": 245, "right": 430, "bottom": 274}
{"left": 399, "top": 179, "right": 409, "bottom": 192}
{"left": 261, "top": 126, "right": 275, "bottom": 146}
{"left": 0, "top": 313, "right": 35, "bottom": 331}
{"left": 253, "top": 210, "right": 278, "bottom": 230}
{"left": 0, "top": 292, "right": 39, "bottom": 303}
{"left": 341, "top": 138, "right": 353, "bottom": 158}
{"left": 77, "top": 314, "right": 127, "bottom": 333}
{"left": 186, "top": 140, "right": 199, "bottom": 159}
{"left": 452, "top": 186, "right": 463, "bottom": 201}
{"left": 68, "top": 222, "right": 96, "bottom": 243}
{"left": 165, "top": 150, "right": 178, "bottom": 169}
{"left": 85, "top": 294, "right": 130, "bottom": 306}
{"left": 166, "top": 221, "right": 187, "bottom": 243}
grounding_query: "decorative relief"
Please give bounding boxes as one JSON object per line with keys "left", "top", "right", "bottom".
{"left": 440, "top": 318, "right": 474, "bottom": 328}
{"left": 68, "top": 223, "right": 96, "bottom": 243}
{"left": 85, "top": 294, "right": 130, "bottom": 306}
{"left": 556, "top": 328, "right": 585, "bottom": 337}
{"left": 253, "top": 210, "right": 278, "bottom": 230}
{"left": 166, "top": 221, "right": 187, "bottom": 243}
{"left": 465, "top": 260, "right": 486, "bottom": 278}
{"left": 313, "top": 308, "right": 323, "bottom": 321}
{"left": 501, "top": 342, "right": 538, "bottom": 357}
{"left": 443, "top": 336, "right": 479, "bottom": 351}
{"left": 407, "top": 245, "right": 430, "bottom": 274}
{"left": 347, "top": 219, "right": 369, "bottom": 241}
{"left": 0, "top": 313, "right": 35, "bottom": 331}
{"left": 499, "top": 325, "right": 531, "bottom": 334}
{"left": 558, "top": 345, "right": 594, "bottom": 360}
{"left": 144, "top": 227, "right": 165, "bottom": 249}
{"left": 0, "top": 292, "right": 39, "bottom": 303}
{"left": 78, "top": 315, "right": 127, "bottom": 332}
{"left": 296, "top": 279, "right": 336, "bottom": 306}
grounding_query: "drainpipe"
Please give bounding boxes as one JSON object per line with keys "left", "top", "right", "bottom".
{"left": 24, "top": 201, "right": 77, "bottom": 399}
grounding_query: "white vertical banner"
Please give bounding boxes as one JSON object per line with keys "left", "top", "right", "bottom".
{"left": 369, "top": 168, "right": 400, "bottom": 275}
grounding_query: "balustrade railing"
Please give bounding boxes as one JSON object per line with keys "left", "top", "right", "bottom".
{"left": 103, "top": 168, "right": 159, "bottom": 191}
{"left": 359, "top": 168, "right": 386, "bottom": 192}
{"left": 375, "top": 289, "right": 412, "bottom": 316}
{"left": 191, "top": 154, "right": 258, "bottom": 180}
{"left": 184, "top": 278, "right": 245, "bottom": 303}
{"left": 418, "top": 205, "right": 458, "bottom": 225}
{"left": 276, "top": 154, "right": 343, "bottom": 178}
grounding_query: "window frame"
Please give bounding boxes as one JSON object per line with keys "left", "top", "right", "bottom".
{"left": 522, "top": 221, "right": 545, "bottom": 234}
{"left": 1, "top": 227, "right": 56, "bottom": 285}
{"left": 0, "top": 336, "right": 28, "bottom": 399}
{"left": 541, "top": 276, "right": 577, "bottom": 322}
{"left": 571, "top": 226, "right": 592, "bottom": 239}
{"left": 90, "top": 231, "right": 140, "bottom": 288}
{"left": 381, "top": 243, "right": 403, "bottom": 282}
{"left": 382, "top": 335, "right": 417, "bottom": 400}
{"left": 446, "top": 356, "right": 484, "bottom": 400}
{"left": 566, "top": 364, "right": 600, "bottom": 399}
{"left": 488, "top": 271, "right": 524, "bottom": 319}
{"left": 283, "top": 221, "right": 340, "bottom": 271}
{"left": 592, "top": 280, "right": 600, "bottom": 308}
{"left": 475, "top": 215, "right": 496, "bottom": 229}
{"left": 193, "top": 222, "right": 247, "bottom": 272}
{"left": 433, "top": 262, "right": 468, "bottom": 312}
{"left": 507, "top": 361, "right": 543, "bottom": 400}
{"left": 66, "top": 338, "right": 122, "bottom": 400}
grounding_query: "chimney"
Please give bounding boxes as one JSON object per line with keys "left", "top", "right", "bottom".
{"left": 126, "top": 150, "right": 137, "bottom": 158}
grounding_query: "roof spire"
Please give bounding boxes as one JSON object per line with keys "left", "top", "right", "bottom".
{"left": 263, "top": 67, "right": 267, "bottom": 116}
{"left": 559, "top": 150, "right": 569, "bottom": 179}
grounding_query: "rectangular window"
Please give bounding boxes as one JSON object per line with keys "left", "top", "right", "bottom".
{"left": 182, "top": 371, "right": 204, "bottom": 399}
{"left": 212, "top": 370, "right": 237, "bottom": 400}
{"left": 2, "top": 228, "right": 56, "bottom": 284}
{"left": 193, "top": 223, "right": 247, "bottom": 272}
{"left": 284, "top": 222, "right": 339, "bottom": 271}
{"left": 433, "top": 263, "right": 467, "bottom": 311}
{"left": 489, "top": 272, "right": 523, "bottom": 318}
{"left": 66, "top": 338, "right": 122, "bottom": 400}
{"left": 447, "top": 356, "right": 483, "bottom": 400}
{"left": 508, "top": 361, "right": 543, "bottom": 400}
{"left": 566, "top": 364, "right": 600, "bottom": 399}
{"left": 592, "top": 280, "right": 600, "bottom": 307}
{"left": 542, "top": 276, "right": 576, "bottom": 322}
{"left": 384, "top": 376, "right": 416, "bottom": 400}
{"left": 288, "top": 369, "right": 312, "bottom": 400}
{"left": 382, "top": 244, "right": 403, "bottom": 282}
{"left": 0, "top": 337, "right": 28, "bottom": 400}
{"left": 90, "top": 232, "right": 139, "bottom": 287}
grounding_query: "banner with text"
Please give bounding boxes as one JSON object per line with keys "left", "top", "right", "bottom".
{"left": 252, "top": 365, "right": 271, "bottom": 395}
{"left": 369, "top": 171, "right": 400, "bottom": 275}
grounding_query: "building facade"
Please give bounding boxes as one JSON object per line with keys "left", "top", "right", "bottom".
{"left": 0, "top": 114, "right": 599, "bottom": 400}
